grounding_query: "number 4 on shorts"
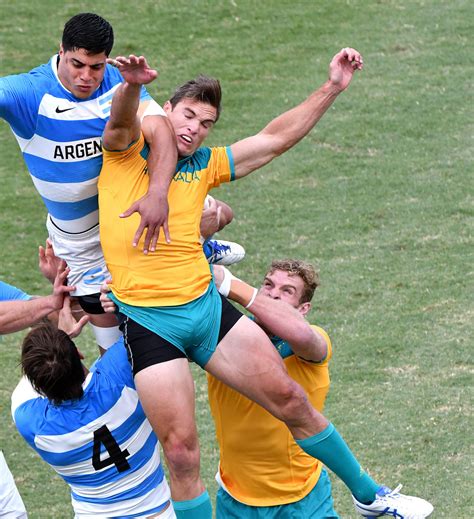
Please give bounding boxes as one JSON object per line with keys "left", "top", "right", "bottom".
{"left": 92, "top": 425, "right": 131, "bottom": 472}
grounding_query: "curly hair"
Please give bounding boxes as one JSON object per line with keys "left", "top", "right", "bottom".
{"left": 267, "top": 259, "right": 319, "bottom": 304}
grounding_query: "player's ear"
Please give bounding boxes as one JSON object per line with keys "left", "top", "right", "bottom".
{"left": 298, "top": 302, "right": 311, "bottom": 317}
{"left": 163, "top": 100, "right": 172, "bottom": 114}
{"left": 59, "top": 43, "right": 64, "bottom": 56}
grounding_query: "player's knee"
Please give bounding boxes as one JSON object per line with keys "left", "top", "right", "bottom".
{"left": 161, "top": 434, "right": 200, "bottom": 477}
{"left": 271, "top": 378, "right": 309, "bottom": 422}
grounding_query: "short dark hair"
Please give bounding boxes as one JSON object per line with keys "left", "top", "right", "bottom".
{"left": 268, "top": 259, "right": 320, "bottom": 304}
{"left": 21, "top": 323, "right": 85, "bottom": 405}
{"left": 169, "top": 75, "right": 222, "bottom": 121}
{"left": 62, "top": 13, "right": 114, "bottom": 56}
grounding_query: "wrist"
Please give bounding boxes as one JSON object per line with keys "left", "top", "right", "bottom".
{"left": 322, "top": 79, "right": 343, "bottom": 96}
{"left": 229, "top": 279, "right": 258, "bottom": 308}
{"left": 145, "top": 185, "right": 169, "bottom": 198}
{"left": 43, "top": 294, "right": 61, "bottom": 312}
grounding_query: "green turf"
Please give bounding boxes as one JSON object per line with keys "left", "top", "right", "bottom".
{"left": 1, "top": 0, "right": 473, "bottom": 517}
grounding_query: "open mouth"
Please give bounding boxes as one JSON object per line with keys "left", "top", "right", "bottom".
{"left": 180, "top": 135, "right": 192, "bottom": 144}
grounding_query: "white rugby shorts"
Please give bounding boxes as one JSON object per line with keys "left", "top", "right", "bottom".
{"left": 47, "top": 216, "right": 110, "bottom": 296}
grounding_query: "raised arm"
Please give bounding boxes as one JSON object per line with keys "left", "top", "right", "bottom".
{"left": 102, "top": 55, "right": 157, "bottom": 151}
{"left": 104, "top": 55, "right": 177, "bottom": 253}
{"left": 120, "top": 112, "right": 177, "bottom": 252}
{"left": 214, "top": 266, "right": 328, "bottom": 362}
{"left": 230, "top": 47, "right": 363, "bottom": 179}
{"left": 0, "top": 263, "right": 73, "bottom": 334}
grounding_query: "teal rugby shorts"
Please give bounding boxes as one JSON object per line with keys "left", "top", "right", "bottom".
{"left": 111, "top": 280, "right": 228, "bottom": 368}
{"left": 216, "top": 469, "right": 339, "bottom": 519}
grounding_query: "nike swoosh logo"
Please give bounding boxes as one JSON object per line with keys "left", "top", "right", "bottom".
{"left": 55, "top": 106, "right": 75, "bottom": 113}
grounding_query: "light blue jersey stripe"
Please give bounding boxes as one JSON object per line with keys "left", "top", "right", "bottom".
{"left": 41, "top": 194, "right": 99, "bottom": 221}
{"left": 71, "top": 463, "right": 165, "bottom": 503}
{"left": 26, "top": 155, "right": 101, "bottom": 183}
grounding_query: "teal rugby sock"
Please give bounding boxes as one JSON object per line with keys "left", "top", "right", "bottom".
{"left": 172, "top": 489, "right": 213, "bottom": 519}
{"left": 296, "top": 422, "right": 380, "bottom": 504}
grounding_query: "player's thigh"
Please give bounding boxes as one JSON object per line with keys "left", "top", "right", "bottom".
{"left": 206, "top": 315, "right": 293, "bottom": 409}
{"left": 134, "top": 358, "right": 197, "bottom": 442}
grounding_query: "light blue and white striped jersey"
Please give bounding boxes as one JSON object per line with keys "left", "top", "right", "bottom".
{"left": 0, "top": 280, "right": 30, "bottom": 302}
{"left": 0, "top": 56, "right": 151, "bottom": 233}
{"left": 11, "top": 339, "right": 171, "bottom": 518}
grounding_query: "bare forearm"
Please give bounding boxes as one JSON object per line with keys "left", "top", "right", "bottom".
{"left": 262, "top": 81, "right": 341, "bottom": 154}
{"left": 109, "top": 82, "right": 142, "bottom": 130}
{"left": 146, "top": 117, "right": 177, "bottom": 196}
{"left": 249, "top": 295, "right": 327, "bottom": 361}
{"left": 222, "top": 274, "right": 327, "bottom": 361}
{"left": 0, "top": 296, "right": 58, "bottom": 334}
{"left": 232, "top": 81, "right": 342, "bottom": 177}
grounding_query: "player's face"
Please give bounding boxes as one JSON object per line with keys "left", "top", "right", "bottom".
{"left": 260, "top": 270, "right": 306, "bottom": 311}
{"left": 164, "top": 99, "right": 217, "bottom": 157}
{"left": 57, "top": 46, "right": 107, "bottom": 99}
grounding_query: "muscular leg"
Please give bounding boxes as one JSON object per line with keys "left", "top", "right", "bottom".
{"left": 205, "top": 315, "right": 380, "bottom": 504}
{"left": 206, "top": 316, "right": 327, "bottom": 438}
{"left": 134, "top": 358, "right": 204, "bottom": 501}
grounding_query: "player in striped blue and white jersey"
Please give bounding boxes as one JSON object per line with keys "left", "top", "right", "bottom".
{"left": 12, "top": 325, "right": 175, "bottom": 518}
{"left": 0, "top": 13, "right": 177, "bottom": 351}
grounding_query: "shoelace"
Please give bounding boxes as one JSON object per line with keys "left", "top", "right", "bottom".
{"left": 378, "top": 484, "right": 403, "bottom": 500}
{"left": 210, "top": 242, "right": 231, "bottom": 255}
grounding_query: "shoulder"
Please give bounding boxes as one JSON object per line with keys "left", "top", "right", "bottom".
{"left": 0, "top": 59, "right": 57, "bottom": 107}
{"left": 11, "top": 377, "right": 46, "bottom": 441}
{"left": 0, "top": 280, "right": 30, "bottom": 301}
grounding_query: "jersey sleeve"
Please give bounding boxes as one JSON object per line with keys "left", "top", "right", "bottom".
{"left": 0, "top": 74, "right": 37, "bottom": 136}
{"left": 11, "top": 376, "right": 42, "bottom": 420}
{"left": 206, "top": 146, "right": 235, "bottom": 189}
{"left": 311, "top": 325, "right": 332, "bottom": 364}
{"left": 0, "top": 280, "right": 30, "bottom": 302}
{"left": 140, "top": 84, "right": 153, "bottom": 103}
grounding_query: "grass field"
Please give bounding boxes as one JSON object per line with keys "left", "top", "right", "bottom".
{"left": 1, "top": 0, "right": 473, "bottom": 517}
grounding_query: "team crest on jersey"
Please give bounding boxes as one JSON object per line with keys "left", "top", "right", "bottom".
{"left": 82, "top": 266, "right": 108, "bottom": 286}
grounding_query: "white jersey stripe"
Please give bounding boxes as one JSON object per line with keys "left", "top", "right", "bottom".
{"left": 34, "top": 386, "right": 139, "bottom": 453}
{"left": 31, "top": 175, "right": 98, "bottom": 202}
{"left": 13, "top": 131, "right": 102, "bottom": 163}
{"left": 72, "top": 478, "right": 171, "bottom": 518}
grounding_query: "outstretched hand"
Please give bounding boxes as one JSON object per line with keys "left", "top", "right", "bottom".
{"left": 108, "top": 54, "right": 158, "bottom": 85}
{"left": 328, "top": 47, "right": 363, "bottom": 91}
{"left": 120, "top": 193, "right": 170, "bottom": 253}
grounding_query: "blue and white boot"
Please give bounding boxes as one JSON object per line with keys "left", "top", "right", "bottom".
{"left": 352, "top": 484, "right": 433, "bottom": 518}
